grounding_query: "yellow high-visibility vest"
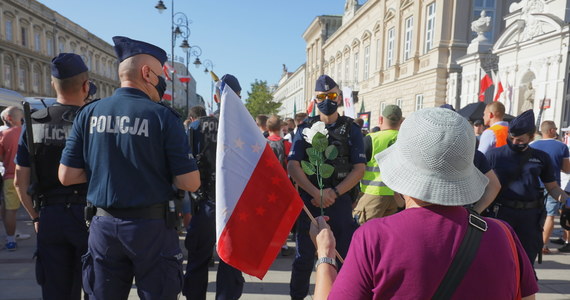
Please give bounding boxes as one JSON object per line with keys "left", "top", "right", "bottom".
{"left": 360, "top": 129, "right": 398, "bottom": 195}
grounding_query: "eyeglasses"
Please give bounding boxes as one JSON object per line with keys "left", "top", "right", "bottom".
{"left": 315, "top": 92, "right": 338, "bottom": 101}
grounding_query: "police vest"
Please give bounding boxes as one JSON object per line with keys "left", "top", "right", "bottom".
{"left": 192, "top": 116, "right": 218, "bottom": 196}
{"left": 306, "top": 116, "right": 353, "bottom": 188}
{"left": 360, "top": 130, "right": 398, "bottom": 196}
{"left": 489, "top": 124, "right": 508, "bottom": 148}
{"left": 31, "top": 104, "right": 88, "bottom": 195}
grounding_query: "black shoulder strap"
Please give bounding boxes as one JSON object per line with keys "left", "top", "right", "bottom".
{"left": 432, "top": 209, "right": 487, "bottom": 300}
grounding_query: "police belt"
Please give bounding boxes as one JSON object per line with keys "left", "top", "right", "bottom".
{"left": 498, "top": 199, "right": 542, "bottom": 210}
{"left": 95, "top": 203, "right": 166, "bottom": 220}
{"left": 39, "top": 190, "right": 87, "bottom": 206}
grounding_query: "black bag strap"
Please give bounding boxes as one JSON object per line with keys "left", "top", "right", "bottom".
{"left": 432, "top": 209, "right": 487, "bottom": 300}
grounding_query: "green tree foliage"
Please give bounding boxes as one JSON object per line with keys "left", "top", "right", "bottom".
{"left": 245, "top": 80, "right": 281, "bottom": 117}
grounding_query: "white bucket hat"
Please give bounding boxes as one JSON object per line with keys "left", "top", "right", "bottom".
{"left": 376, "top": 108, "right": 488, "bottom": 206}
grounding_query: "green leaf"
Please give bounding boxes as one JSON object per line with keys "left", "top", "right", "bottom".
{"left": 320, "top": 163, "right": 334, "bottom": 179}
{"left": 312, "top": 132, "right": 328, "bottom": 152}
{"left": 301, "top": 160, "right": 316, "bottom": 175}
{"left": 325, "top": 145, "right": 338, "bottom": 160}
{"left": 306, "top": 148, "right": 322, "bottom": 164}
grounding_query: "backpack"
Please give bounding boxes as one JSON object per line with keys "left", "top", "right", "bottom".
{"left": 267, "top": 138, "right": 287, "bottom": 170}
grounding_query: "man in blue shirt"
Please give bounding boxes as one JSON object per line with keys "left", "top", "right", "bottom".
{"left": 530, "top": 120, "right": 570, "bottom": 253}
{"left": 287, "top": 75, "right": 365, "bottom": 300}
{"left": 486, "top": 110, "right": 569, "bottom": 265}
{"left": 59, "top": 36, "right": 200, "bottom": 300}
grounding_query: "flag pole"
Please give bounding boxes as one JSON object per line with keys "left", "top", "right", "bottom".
{"left": 302, "top": 204, "right": 345, "bottom": 263}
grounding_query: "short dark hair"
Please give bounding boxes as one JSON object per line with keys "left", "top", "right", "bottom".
{"left": 53, "top": 72, "right": 88, "bottom": 93}
{"left": 267, "top": 115, "right": 282, "bottom": 132}
{"left": 188, "top": 106, "right": 206, "bottom": 119}
{"left": 295, "top": 113, "right": 307, "bottom": 124}
{"left": 256, "top": 115, "right": 268, "bottom": 128}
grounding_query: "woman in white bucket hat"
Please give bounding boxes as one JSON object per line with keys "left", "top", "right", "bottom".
{"left": 311, "top": 108, "right": 538, "bottom": 300}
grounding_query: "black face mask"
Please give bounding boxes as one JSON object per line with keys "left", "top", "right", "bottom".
{"left": 317, "top": 99, "right": 338, "bottom": 116}
{"left": 507, "top": 139, "right": 529, "bottom": 152}
{"left": 154, "top": 75, "right": 167, "bottom": 99}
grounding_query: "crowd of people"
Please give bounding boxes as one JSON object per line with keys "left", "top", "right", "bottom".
{"left": 0, "top": 35, "right": 568, "bottom": 300}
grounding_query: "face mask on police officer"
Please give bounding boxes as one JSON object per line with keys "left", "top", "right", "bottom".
{"left": 507, "top": 139, "right": 529, "bottom": 152}
{"left": 154, "top": 75, "right": 167, "bottom": 99}
{"left": 317, "top": 99, "right": 338, "bottom": 116}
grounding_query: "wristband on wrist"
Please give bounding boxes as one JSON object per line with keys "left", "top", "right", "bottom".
{"left": 32, "top": 217, "right": 40, "bottom": 224}
{"left": 333, "top": 186, "right": 341, "bottom": 198}
{"left": 315, "top": 256, "right": 338, "bottom": 270}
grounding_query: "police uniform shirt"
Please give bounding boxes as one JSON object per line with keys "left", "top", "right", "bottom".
{"left": 486, "top": 145, "right": 556, "bottom": 203}
{"left": 60, "top": 87, "right": 198, "bottom": 208}
{"left": 473, "top": 150, "right": 491, "bottom": 174}
{"left": 288, "top": 118, "right": 366, "bottom": 165}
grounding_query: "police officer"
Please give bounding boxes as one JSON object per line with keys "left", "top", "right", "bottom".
{"left": 486, "top": 110, "right": 570, "bottom": 265}
{"left": 183, "top": 74, "right": 244, "bottom": 300}
{"left": 14, "top": 53, "right": 91, "bottom": 300}
{"left": 287, "top": 75, "right": 365, "bottom": 300}
{"left": 58, "top": 36, "right": 200, "bottom": 300}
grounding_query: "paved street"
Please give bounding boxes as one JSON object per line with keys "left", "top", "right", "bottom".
{"left": 1, "top": 206, "right": 569, "bottom": 299}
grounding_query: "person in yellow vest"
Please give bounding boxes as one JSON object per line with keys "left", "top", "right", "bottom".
{"left": 354, "top": 105, "right": 403, "bottom": 224}
{"left": 478, "top": 101, "right": 508, "bottom": 154}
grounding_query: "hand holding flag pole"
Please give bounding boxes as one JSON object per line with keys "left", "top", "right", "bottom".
{"left": 302, "top": 205, "right": 345, "bottom": 263}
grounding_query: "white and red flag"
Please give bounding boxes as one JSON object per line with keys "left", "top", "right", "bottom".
{"left": 163, "top": 62, "right": 176, "bottom": 81}
{"left": 162, "top": 89, "right": 172, "bottom": 101}
{"left": 342, "top": 87, "right": 355, "bottom": 118}
{"left": 492, "top": 70, "right": 504, "bottom": 102}
{"left": 216, "top": 84, "right": 303, "bottom": 279}
{"left": 479, "top": 68, "right": 493, "bottom": 102}
{"left": 307, "top": 99, "right": 315, "bottom": 116}
{"left": 179, "top": 75, "right": 191, "bottom": 83}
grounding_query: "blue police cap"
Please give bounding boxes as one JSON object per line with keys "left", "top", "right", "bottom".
{"left": 315, "top": 75, "right": 338, "bottom": 92}
{"left": 51, "top": 53, "right": 88, "bottom": 79}
{"left": 112, "top": 36, "right": 167, "bottom": 66}
{"left": 88, "top": 82, "right": 97, "bottom": 96}
{"left": 221, "top": 74, "right": 241, "bottom": 94}
{"left": 440, "top": 104, "right": 455, "bottom": 111}
{"left": 509, "top": 109, "right": 536, "bottom": 136}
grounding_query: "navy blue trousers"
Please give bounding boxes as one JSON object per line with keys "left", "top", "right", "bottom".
{"left": 183, "top": 200, "right": 244, "bottom": 300}
{"left": 36, "top": 202, "right": 88, "bottom": 300}
{"left": 290, "top": 194, "right": 356, "bottom": 299}
{"left": 496, "top": 206, "right": 543, "bottom": 265}
{"left": 82, "top": 216, "right": 183, "bottom": 300}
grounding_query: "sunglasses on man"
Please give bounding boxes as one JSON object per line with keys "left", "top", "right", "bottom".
{"left": 315, "top": 92, "right": 338, "bottom": 101}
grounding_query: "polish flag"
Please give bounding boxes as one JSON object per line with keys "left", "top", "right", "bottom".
{"left": 479, "top": 69, "right": 493, "bottom": 102}
{"left": 163, "top": 62, "right": 176, "bottom": 81}
{"left": 216, "top": 84, "right": 303, "bottom": 279}
{"left": 162, "top": 89, "right": 172, "bottom": 101}
{"left": 179, "top": 75, "right": 191, "bottom": 83}
{"left": 492, "top": 71, "right": 504, "bottom": 102}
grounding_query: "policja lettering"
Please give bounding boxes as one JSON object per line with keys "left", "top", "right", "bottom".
{"left": 89, "top": 115, "right": 149, "bottom": 137}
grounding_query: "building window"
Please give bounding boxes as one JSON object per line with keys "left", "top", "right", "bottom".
{"left": 4, "top": 63, "right": 13, "bottom": 88}
{"left": 404, "top": 16, "right": 414, "bottom": 61}
{"left": 21, "top": 27, "right": 28, "bottom": 47}
{"left": 34, "top": 32, "right": 41, "bottom": 52}
{"left": 345, "top": 56, "right": 350, "bottom": 84}
{"left": 33, "top": 69, "right": 41, "bottom": 93}
{"left": 18, "top": 64, "right": 27, "bottom": 91}
{"left": 47, "top": 36, "right": 54, "bottom": 56}
{"left": 473, "top": 0, "right": 496, "bottom": 41}
{"left": 353, "top": 52, "right": 359, "bottom": 83}
{"left": 415, "top": 94, "right": 424, "bottom": 111}
{"left": 331, "top": 62, "right": 335, "bottom": 79}
{"left": 424, "top": 2, "right": 436, "bottom": 53}
{"left": 380, "top": 102, "right": 386, "bottom": 114}
{"left": 337, "top": 60, "right": 342, "bottom": 81}
{"left": 364, "top": 45, "right": 370, "bottom": 79}
{"left": 387, "top": 27, "right": 395, "bottom": 68}
{"left": 58, "top": 39, "right": 65, "bottom": 53}
{"left": 5, "top": 20, "right": 13, "bottom": 41}
{"left": 45, "top": 74, "right": 51, "bottom": 95}
{"left": 396, "top": 98, "right": 403, "bottom": 108}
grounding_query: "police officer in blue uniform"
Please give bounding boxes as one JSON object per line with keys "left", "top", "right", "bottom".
{"left": 486, "top": 110, "right": 570, "bottom": 265}
{"left": 58, "top": 36, "right": 200, "bottom": 300}
{"left": 183, "top": 74, "right": 244, "bottom": 300}
{"left": 287, "top": 75, "right": 365, "bottom": 300}
{"left": 14, "top": 53, "right": 91, "bottom": 300}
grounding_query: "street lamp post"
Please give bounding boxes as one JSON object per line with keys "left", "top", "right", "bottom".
{"left": 202, "top": 59, "right": 215, "bottom": 111}
{"left": 184, "top": 45, "right": 202, "bottom": 111}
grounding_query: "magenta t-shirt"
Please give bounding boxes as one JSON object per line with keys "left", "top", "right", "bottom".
{"left": 329, "top": 206, "right": 538, "bottom": 300}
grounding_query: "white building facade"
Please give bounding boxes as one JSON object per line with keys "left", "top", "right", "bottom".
{"left": 272, "top": 64, "right": 306, "bottom": 118}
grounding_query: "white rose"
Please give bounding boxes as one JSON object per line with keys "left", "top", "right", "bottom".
{"left": 302, "top": 121, "right": 328, "bottom": 144}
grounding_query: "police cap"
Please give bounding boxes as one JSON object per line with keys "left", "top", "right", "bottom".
{"left": 509, "top": 109, "right": 535, "bottom": 136}
{"left": 51, "top": 53, "right": 88, "bottom": 79}
{"left": 221, "top": 74, "right": 241, "bottom": 94}
{"left": 315, "top": 75, "right": 338, "bottom": 92}
{"left": 112, "top": 36, "right": 167, "bottom": 66}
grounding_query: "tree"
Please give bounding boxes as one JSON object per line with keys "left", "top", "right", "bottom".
{"left": 245, "top": 80, "right": 281, "bottom": 117}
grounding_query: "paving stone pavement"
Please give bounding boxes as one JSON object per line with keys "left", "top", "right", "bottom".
{"left": 0, "top": 207, "right": 568, "bottom": 299}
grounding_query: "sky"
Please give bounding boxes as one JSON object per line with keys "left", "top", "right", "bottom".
{"left": 36, "top": 0, "right": 348, "bottom": 105}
